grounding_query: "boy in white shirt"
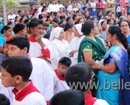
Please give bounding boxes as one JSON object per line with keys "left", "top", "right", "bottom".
{"left": 1, "top": 56, "right": 46, "bottom": 105}
{"left": 54, "top": 57, "right": 71, "bottom": 94}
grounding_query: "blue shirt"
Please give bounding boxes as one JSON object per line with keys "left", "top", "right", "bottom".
{"left": 127, "top": 35, "right": 130, "bottom": 44}
{"left": 0, "top": 36, "right": 6, "bottom": 47}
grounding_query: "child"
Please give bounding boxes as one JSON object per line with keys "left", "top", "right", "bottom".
{"left": 49, "top": 90, "right": 85, "bottom": 105}
{"left": 65, "top": 62, "right": 109, "bottom": 105}
{"left": 54, "top": 57, "right": 71, "bottom": 94}
{"left": 1, "top": 56, "right": 46, "bottom": 105}
{"left": 0, "top": 93, "right": 10, "bottom": 105}
{"left": 6, "top": 36, "right": 55, "bottom": 103}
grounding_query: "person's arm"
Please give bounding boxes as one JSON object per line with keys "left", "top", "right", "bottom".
{"left": 92, "top": 61, "right": 117, "bottom": 73}
{"left": 35, "top": 34, "right": 50, "bottom": 58}
{"left": 83, "top": 51, "right": 95, "bottom": 66}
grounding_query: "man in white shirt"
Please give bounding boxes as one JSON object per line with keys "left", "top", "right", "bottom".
{"left": 38, "top": 2, "right": 45, "bottom": 15}
{"left": 55, "top": 1, "right": 64, "bottom": 12}
{"left": 7, "top": 11, "right": 16, "bottom": 22}
{"left": 47, "top": 0, "right": 57, "bottom": 13}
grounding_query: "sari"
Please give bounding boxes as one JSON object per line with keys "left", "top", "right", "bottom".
{"left": 78, "top": 36, "right": 106, "bottom": 96}
{"left": 97, "top": 45, "right": 130, "bottom": 105}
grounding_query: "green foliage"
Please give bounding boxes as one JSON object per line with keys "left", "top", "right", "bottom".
{"left": 6, "top": 0, "right": 19, "bottom": 7}
{"left": 0, "top": 0, "right": 2, "bottom": 7}
{"left": 0, "top": 0, "right": 19, "bottom": 7}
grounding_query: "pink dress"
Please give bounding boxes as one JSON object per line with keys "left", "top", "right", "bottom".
{"left": 119, "top": 0, "right": 128, "bottom": 16}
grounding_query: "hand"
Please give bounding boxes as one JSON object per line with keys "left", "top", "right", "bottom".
{"left": 35, "top": 33, "right": 42, "bottom": 43}
{"left": 69, "top": 50, "right": 77, "bottom": 56}
{"left": 92, "top": 63, "right": 101, "bottom": 70}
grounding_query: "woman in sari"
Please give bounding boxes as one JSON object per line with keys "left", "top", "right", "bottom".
{"left": 78, "top": 20, "right": 106, "bottom": 97}
{"left": 93, "top": 26, "right": 130, "bottom": 105}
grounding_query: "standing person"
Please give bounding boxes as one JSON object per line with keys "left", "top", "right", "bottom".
{"left": 7, "top": 11, "right": 16, "bottom": 22}
{"left": 13, "top": 23, "right": 27, "bottom": 37}
{"left": 78, "top": 20, "right": 106, "bottom": 97}
{"left": 1, "top": 56, "right": 46, "bottom": 105}
{"left": 7, "top": 37, "right": 55, "bottom": 103}
{"left": 106, "top": 0, "right": 115, "bottom": 14}
{"left": 89, "top": 0, "right": 97, "bottom": 18}
{"left": 54, "top": 57, "right": 71, "bottom": 94}
{"left": 38, "top": 2, "right": 44, "bottom": 15}
{"left": 93, "top": 26, "right": 130, "bottom": 105}
{"left": 47, "top": 0, "right": 56, "bottom": 13}
{"left": 65, "top": 62, "right": 109, "bottom": 105}
{"left": 49, "top": 27, "right": 70, "bottom": 69}
{"left": 69, "top": 24, "right": 85, "bottom": 65}
{"left": 64, "top": 22, "right": 75, "bottom": 43}
{"left": 1, "top": 26, "right": 13, "bottom": 54}
{"left": 28, "top": 19, "right": 51, "bottom": 60}
{"left": 97, "top": 0, "right": 107, "bottom": 17}
{"left": 119, "top": 20, "right": 130, "bottom": 43}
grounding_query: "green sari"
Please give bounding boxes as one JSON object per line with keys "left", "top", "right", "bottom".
{"left": 78, "top": 36, "right": 106, "bottom": 97}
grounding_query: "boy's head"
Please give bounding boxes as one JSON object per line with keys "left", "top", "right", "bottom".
{"left": 65, "top": 62, "right": 92, "bottom": 92}
{"left": 6, "top": 36, "right": 30, "bottom": 57}
{"left": 1, "top": 56, "right": 32, "bottom": 87}
{"left": 0, "top": 93, "right": 10, "bottom": 105}
{"left": 57, "top": 57, "right": 71, "bottom": 76}
{"left": 49, "top": 90, "right": 85, "bottom": 105}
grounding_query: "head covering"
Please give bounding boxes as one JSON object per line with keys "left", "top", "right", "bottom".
{"left": 98, "top": 19, "right": 106, "bottom": 27}
{"left": 50, "top": 27, "right": 63, "bottom": 42}
{"left": 74, "top": 24, "right": 83, "bottom": 35}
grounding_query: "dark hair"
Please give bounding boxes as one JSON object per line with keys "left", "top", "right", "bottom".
{"left": 39, "top": 14, "right": 43, "bottom": 19}
{"left": 65, "top": 62, "right": 92, "bottom": 92}
{"left": 49, "top": 90, "right": 85, "bottom": 105}
{"left": 53, "top": 18, "right": 60, "bottom": 24}
{"left": 13, "top": 23, "right": 26, "bottom": 34}
{"left": 1, "top": 25, "right": 11, "bottom": 34}
{"left": 7, "top": 22, "right": 13, "bottom": 26}
{"left": 107, "top": 11, "right": 111, "bottom": 15}
{"left": 0, "top": 93, "right": 10, "bottom": 105}
{"left": 15, "top": 16, "right": 19, "bottom": 22}
{"left": 29, "top": 18, "right": 43, "bottom": 28}
{"left": 64, "top": 22, "right": 74, "bottom": 31}
{"left": 107, "top": 18, "right": 111, "bottom": 24}
{"left": 66, "top": 17, "right": 72, "bottom": 22}
{"left": 46, "top": 14, "right": 52, "bottom": 21}
{"left": 60, "top": 15, "right": 65, "bottom": 21}
{"left": 42, "top": 6, "right": 47, "bottom": 12}
{"left": 59, "top": 57, "right": 71, "bottom": 67}
{"left": 82, "top": 20, "right": 94, "bottom": 35}
{"left": 118, "top": 20, "right": 129, "bottom": 27}
{"left": 18, "top": 10, "right": 22, "bottom": 14}
{"left": 6, "top": 36, "right": 30, "bottom": 53}
{"left": 108, "top": 26, "right": 130, "bottom": 54}
{"left": 72, "top": 14, "right": 77, "bottom": 20}
{"left": 1, "top": 56, "right": 32, "bottom": 82}
{"left": 101, "top": 20, "right": 106, "bottom": 26}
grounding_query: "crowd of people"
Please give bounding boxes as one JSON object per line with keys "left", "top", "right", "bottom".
{"left": 0, "top": 0, "right": 130, "bottom": 105}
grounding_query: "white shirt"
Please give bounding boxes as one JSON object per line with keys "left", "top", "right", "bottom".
{"left": 94, "top": 99, "right": 109, "bottom": 105}
{"left": 55, "top": 4, "right": 64, "bottom": 12}
{"left": 8, "top": 14, "right": 16, "bottom": 22}
{"left": 13, "top": 92, "right": 46, "bottom": 105}
{"left": 38, "top": 6, "right": 43, "bottom": 15}
{"left": 49, "top": 39, "right": 70, "bottom": 70}
{"left": 47, "top": 4, "right": 56, "bottom": 13}
{"left": 30, "top": 57, "right": 55, "bottom": 101}
{"left": 69, "top": 36, "right": 85, "bottom": 65}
